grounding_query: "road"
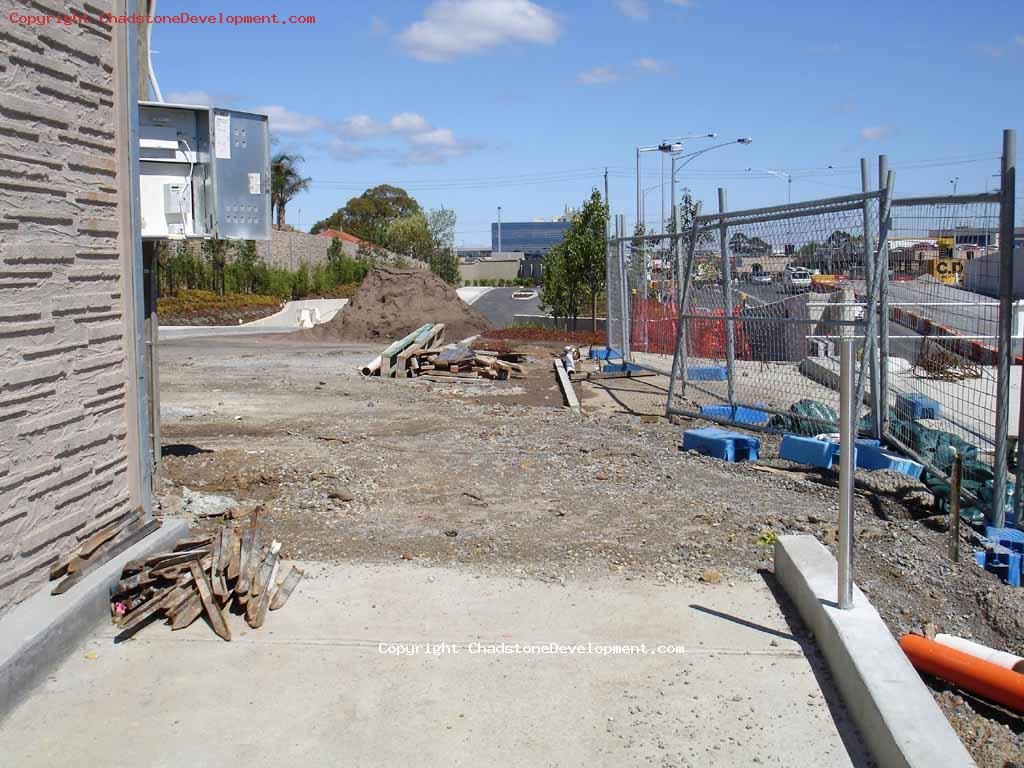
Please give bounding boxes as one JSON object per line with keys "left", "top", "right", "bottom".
{"left": 469, "top": 286, "right": 543, "bottom": 327}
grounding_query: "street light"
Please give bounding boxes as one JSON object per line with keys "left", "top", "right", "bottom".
{"left": 667, "top": 138, "right": 754, "bottom": 225}
{"left": 745, "top": 167, "right": 793, "bottom": 204}
{"left": 949, "top": 177, "right": 959, "bottom": 195}
{"left": 636, "top": 132, "right": 716, "bottom": 233}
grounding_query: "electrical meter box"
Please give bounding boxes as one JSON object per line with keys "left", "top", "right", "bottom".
{"left": 138, "top": 102, "right": 271, "bottom": 241}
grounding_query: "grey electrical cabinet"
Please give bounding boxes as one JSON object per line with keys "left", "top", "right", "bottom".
{"left": 138, "top": 102, "right": 271, "bottom": 241}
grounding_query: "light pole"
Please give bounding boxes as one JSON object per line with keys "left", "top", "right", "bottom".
{"left": 745, "top": 167, "right": 794, "bottom": 204}
{"left": 496, "top": 206, "right": 502, "bottom": 253}
{"left": 669, "top": 138, "right": 753, "bottom": 224}
{"left": 950, "top": 177, "right": 959, "bottom": 195}
{"left": 637, "top": 133, "right": 716, "bottom": 234}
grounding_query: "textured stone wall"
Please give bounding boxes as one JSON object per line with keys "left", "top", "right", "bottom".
{"left": 0, "top": 4, "right": 136, "bottom": 612}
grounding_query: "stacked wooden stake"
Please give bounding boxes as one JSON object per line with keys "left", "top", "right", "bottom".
{"left": 360, "top": 323, "right": 527, "bottom": 382}
{"left": 49, "top": 510, "right": 161, "bottom": 595}
{"left": 109, "top": 513, "right": 302, "bottom": 641}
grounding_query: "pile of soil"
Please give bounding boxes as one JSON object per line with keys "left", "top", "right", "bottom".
{"left": 307, "top": 267, "right": 492, "bottom": 342}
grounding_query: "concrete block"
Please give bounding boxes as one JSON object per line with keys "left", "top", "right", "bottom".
{"left": 699, "top": 404, "right": 770, "bottom": 425}
{"left": 681, "top": 427, "right": 760, "bottom": 462}
{"left": 0, "top": 518, "right": 188, "bottom": 723}
{"left": 773, "top": 535, "right": 976, "bottom": 767}
{"left": 686, "top": 365, "right": 728, "bottom": 381}
{"left": 780, "top": 435, "right": 834, "bottom": 468}
{"left": 895, "top": 393, "right": 942, "bottom": 421}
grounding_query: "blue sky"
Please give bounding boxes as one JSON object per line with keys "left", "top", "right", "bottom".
{"left": 151, "top": 0, "right": 1023, "bottom": 244}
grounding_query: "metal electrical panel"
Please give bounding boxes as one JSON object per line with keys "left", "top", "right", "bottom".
{"left": 138, "top": 102, "right": 270, "bottom": 241}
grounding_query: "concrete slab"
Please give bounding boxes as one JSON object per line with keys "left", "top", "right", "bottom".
{"left": 0, "top": 517, "right": 188, "bottom": 722}
{"left": 773, "top": 535, "right": 975, "bottom": 768}
{"left": 0, "top": 562, "right": 869, "bottom": 767}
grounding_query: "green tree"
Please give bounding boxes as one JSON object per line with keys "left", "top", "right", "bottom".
{"left": 311, "top": 185, "right": 421, "bottom": 244}
{"left": 426, "top": 208, "right": 459, "bottom": 284}
{"left": 271, "top": 153, "right": 311, "bottom": 228}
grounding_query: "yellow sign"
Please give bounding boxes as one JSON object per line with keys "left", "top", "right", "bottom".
{"left": 937, "top": 236, "right": 955, "bottom": 249}
{"left": 926, "top": 258, "right": 964, "bottom": 284}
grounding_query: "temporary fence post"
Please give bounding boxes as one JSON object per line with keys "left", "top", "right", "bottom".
{"left": 877, "top": 158, "right": 893, "bottom": 437}
{"left": 718, "top": 188, "right": 737, "bottom": 408}
{"left": 617, "top": 214, "right": 631, "bottom": 364}
{"left": 992, "top": 129, "right": 1016, "bottom": 529}
{"left": 858, "top": 158, "right": 880, "bottom": 438}
{"left": 667, "top": 202, "right": 702, "bottom": 410}
{"left": 949, "top": 450, "right": 961, "bottom": 562}
{"left": 838, "top": 335, "right": 856, "bottom": 609}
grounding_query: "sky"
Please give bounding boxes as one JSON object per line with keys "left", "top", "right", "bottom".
{"left": 150, "top": 0, "right": 1024, "bottom": 244}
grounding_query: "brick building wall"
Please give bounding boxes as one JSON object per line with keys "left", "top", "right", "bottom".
{"left": 0, "top": 3, "right": 142, "bottom": 612}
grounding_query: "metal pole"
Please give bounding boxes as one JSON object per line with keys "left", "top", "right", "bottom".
{"left": 992, "top": 129, "right": 1016, "bottom": 529}
{"left": 838, "top": 336, "right": 856, "bottom": 609}
{"left": 669, "top": 202, "right": 702, "bottom": 405}
{"left": 497, "top": 206, "right": 502, "bottom": 253}
{"left": 617, "top": 214, "right": 631, "bottom": 363}
{"left": 660, "top": 153, "right": 665, "bottom": 234}
{"left": 718, "top": 188, "right": 737, "bottom": 408}
{"left": 670, "top": 156, "right": 676, "bottom": 228}
{"left": 858, "top": 159, "right": 880, "bottom": 438}
{"left": 878, "top": 157, "right": 892, "bottom": 436}
{"left": 949, "top": 450, "right": 961, "bottom": 562}
{"left": 635, "top": 147, "right": 642, "bottom": 238}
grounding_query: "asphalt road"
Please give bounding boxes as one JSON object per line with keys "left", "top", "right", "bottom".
{"left": 470, "top": 287, "right": 543, "bottom": 327}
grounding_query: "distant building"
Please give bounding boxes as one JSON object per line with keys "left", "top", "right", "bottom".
{"left": 491, "top": 220, "right": 571, "bottom": 256}
{"left": 458, "top": 251, "right": 524, "bottom": 283}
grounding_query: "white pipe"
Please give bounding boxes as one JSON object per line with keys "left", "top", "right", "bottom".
{"left": 147, "top": 1, "right": 164, "bottom": 102}
{"left": 934, "top": 634, "right": 1024, "bottom": 672}
{"left": 360, "top": 356, "right": 382, "bottom": 376}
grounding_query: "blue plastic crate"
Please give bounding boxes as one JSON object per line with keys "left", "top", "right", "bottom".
{"left": 681, "top": 427, "right": 760, "bottom": 462}
{"left": 977, "top": 545, "right": 1022, "bottom": 587}
{"left": 780, "top": 435, "right": 835, "bottom": 468}
{"left": 855, "top": 444, "right": 924, "bottom": 480}
{"left": 687, "top": 366, "right": 728, "bottom": 381}
{"left": 602, "top": 362, "right": 644, "bottom": 373}
{"left": 700, "top": 404, "right": 770, "bottom": 425}
{"left": 895, "top": 392, "right": 942, "bottom": 421}
{"left": 588, "top": 347, "right": 623, "bottom": 360}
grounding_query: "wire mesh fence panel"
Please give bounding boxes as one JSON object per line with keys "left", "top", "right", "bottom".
{"left": 883, "top": 196, "right": 1007, "bottom": 506}
{"left": 666, "top": 194, "right": 880, "bottom": 435}
{"left": 605, "top": 224, "right": 627, "bottom": 355}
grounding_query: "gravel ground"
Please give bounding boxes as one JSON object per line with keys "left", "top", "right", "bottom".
{"left": 157, "top": 334, "right": 1022, "bottom": 767}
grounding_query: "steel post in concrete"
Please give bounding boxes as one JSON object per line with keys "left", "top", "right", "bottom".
{"left": 992, "top": 129, "right": 1016, "bottom": 529}
{"left": 858, "top": 158, "right": 881, "bottom": 439}
{"left": 838, "top": 336, "right": 856, "bottom": 609}
{"left": 717, "top": 188, "right": 737, "bottom": 407}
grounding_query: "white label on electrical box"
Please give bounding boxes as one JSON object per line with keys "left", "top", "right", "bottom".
{"left": 248, "top": 173, "right": 261, "bottom": 194}
{"left": 214, "top": 114, "right": 231, "bottom": 159}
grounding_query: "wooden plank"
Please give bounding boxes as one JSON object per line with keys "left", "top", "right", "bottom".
{"left": 60, "top": 511, "right": 142, "bottom": 576}
{"left": 554, "top": 359, "right": 580, "bottom": 411}
{"left": 117, "top": 582, "right": 179, "bottom": 633}
{"left": 249, "top": 542, "right": 280, "bottom": 599}
{"left": 227, "top": 526, "right": 242, "bottom": 579}
{"left": 139, "top": 547, "right": 211, "bottom": 569}
{"left": 210, "top": 529, "right": 225, "bottom": 599}
{"left": 246, "top": 543, "right": 281, "bottom": 629}
{"left": 173, "top": 534, "right": 215, "bottom": 551}
{"left": 150, "top": 554, "right": 211, "bottom": 581}
{"left": 169, "top": 593, "right": 203, "bottom": 630}
{"left": 236, "top": 527, "right": 254, "bottom": 595}
{"left": 270, "top": 566, "right": 303, "bottom": 611}
{"left": 189, "top": 560, "right": 231, "bottom": 641}
{"left": 52, "top": 519, "right": 162, "bottom": 595}
{"left": 110, "top": 569, "right": 158, "bottom": 598}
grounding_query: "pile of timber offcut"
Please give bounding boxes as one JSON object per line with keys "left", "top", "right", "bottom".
{"left": 49, "top": 510, "right": 162, "bottom": 595}
{"left": 360, "top": 322, "right": 527, "bottom": 382}
{"left": 109, "top": 512, "right": 302, "bottom": 641}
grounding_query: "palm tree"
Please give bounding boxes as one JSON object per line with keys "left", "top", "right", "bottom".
{"left": 271, "top": 152, "right": 311, "bottom": 228}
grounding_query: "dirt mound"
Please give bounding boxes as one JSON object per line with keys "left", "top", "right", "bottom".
{"left": 306, "top": 267, "right": 492, "bottom": 342}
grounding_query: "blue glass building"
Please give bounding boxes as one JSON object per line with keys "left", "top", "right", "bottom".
{"left": 491, "top": 221, "right": 570, "bottom": 256}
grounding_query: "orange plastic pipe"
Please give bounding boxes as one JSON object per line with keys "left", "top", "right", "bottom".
{"left": 900, "top": 634, "right": 1024, "bottom": 713}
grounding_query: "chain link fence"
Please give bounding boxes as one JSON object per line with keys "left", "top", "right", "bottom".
{"left": 606, "top": 137, "right": 1018, "bottom": 525}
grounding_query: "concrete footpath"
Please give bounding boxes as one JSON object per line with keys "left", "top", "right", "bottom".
{"left": 0, "top": 563, "right": 870, "bottom": 767}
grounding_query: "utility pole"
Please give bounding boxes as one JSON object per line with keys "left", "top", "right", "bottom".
{"left": 497, "top": 205, "right": 502, "bottom": 253}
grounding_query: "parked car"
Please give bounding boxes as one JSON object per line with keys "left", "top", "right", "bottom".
{"left": 751, "top": 271, "right": 772, "bottom": 285}
{"left": 783, "top": 267, "right": 812, "bottom": 292}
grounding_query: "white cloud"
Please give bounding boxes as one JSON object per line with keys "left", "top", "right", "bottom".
{"left": 634, "top": 56, "right": 669, "bottom": 73}
{"left": 410, "top": 128, "right": 457, "bottom": 147}
{"left": 389, "top": 112, "right": 431, "bottom": 133}
{"left": 369, "top": 16, "right": 390, "bottom": 37}
{"left": 578, "top": 66, "right": 619, "bottom": 85}
{"left": 399, "top": 0, "right": 560, "bottom": 62}
{"left": 258, "top": 105, "right": 324, "bottom": 134}
{"left": 860, "top": 125, "right": 895, "bottom": 141}
{"left": 1017, "top": 34, "right": 1024, "bottom": 46}
{"left": 339, "top": 114, "right": 388, "bottom": 139}
{"left": 616, "top": 0, "right": 649, "bottom": 21}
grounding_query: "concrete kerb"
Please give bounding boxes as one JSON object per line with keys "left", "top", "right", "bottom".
{"left": 0, "top": 517, "right": 189, "bottom": 723}
{"left": 773, "top": 534, "right": 976, "bottom": 768}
